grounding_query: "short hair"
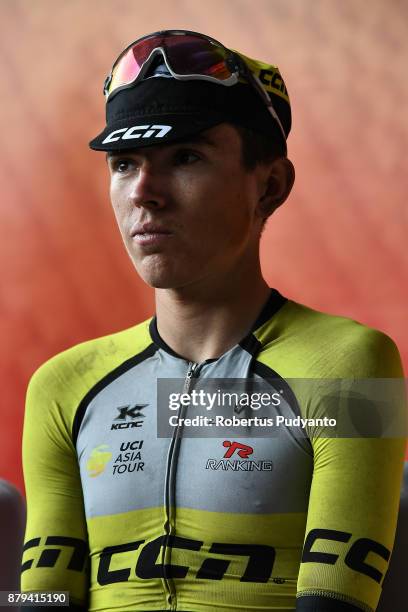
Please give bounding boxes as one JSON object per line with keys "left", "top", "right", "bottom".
{"left": 233, "top": 124, "right": 285, "bottom": 171}
{"left": 232, "top": 125, "right": 287, "bottom": 230}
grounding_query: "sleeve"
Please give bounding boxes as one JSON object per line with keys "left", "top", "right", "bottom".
{"left": 21, "top": 364, "right": 89, "bottom": 611}
{"left": 296, "top": 331, "right": 407, "bottom": 611}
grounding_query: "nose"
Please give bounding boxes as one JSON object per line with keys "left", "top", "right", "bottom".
{"left": 128, "top": 164, "right": 166, "bottom": 210}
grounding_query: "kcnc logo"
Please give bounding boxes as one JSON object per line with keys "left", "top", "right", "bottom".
{"left": 111, "top": 404, "right": 148, "bottom": 430}
{"left": 102, "top": 124, "right": 173, "bottom": 144}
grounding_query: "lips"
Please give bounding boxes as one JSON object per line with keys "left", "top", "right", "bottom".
{"left": 129, "top": 221, "right": 174, "bottom": 248}
{"left": 130, "top": 222, "right": 172, "bottom": 237}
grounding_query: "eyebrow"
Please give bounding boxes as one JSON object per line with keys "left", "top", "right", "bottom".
{"left": 105, "top": 133, "right": 217, "bottom": 160}
{"left": 176, "top": 133, "right": 217, "bottom": 148}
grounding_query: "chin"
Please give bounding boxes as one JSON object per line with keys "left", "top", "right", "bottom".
{"left": 140, "top": 275, "right": 188, "bottom": 290}
{"left": 133, "top": 258, "right": 187, "bottom": 289}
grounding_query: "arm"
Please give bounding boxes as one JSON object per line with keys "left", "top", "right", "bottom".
{"left": 296, "top": 332, "right": 406, "bottom": 611}
{"left": 21, "top": 365, "right": 89, "bottom": 611}
{"left": 0, "top": 480, "right": 25, "bottom": 589}
{"left": 296, "top": 436, "right": 405, "bottom": 611}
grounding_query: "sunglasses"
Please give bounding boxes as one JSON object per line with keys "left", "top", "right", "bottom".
{"left": 103, "top": 29, "right": 286, "bottom": 142}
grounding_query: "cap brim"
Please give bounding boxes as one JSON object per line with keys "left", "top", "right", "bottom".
{"left": 89, "top": 113, "right": 225, "bottom": 151}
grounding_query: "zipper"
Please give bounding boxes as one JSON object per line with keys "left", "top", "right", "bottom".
{"left": 183, "top": 361, "right": 199, "bottom": 394}
{"left": 162, "top": 361, "right": 200, "bottom": 610}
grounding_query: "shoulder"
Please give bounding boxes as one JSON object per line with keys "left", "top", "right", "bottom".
{"left": 26, "top": 317, "right": 154, "bottom": 407}
{"left": 256, "top": 299, "right": 403, "bottom": 378}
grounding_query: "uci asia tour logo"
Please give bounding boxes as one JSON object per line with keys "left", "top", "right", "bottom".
{"left": 87, "top": 440, "right": 145, "bottom": 477}
{"left": 87, "top": 445, "right": 112, "bottom": 477}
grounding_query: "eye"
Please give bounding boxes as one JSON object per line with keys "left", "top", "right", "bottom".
{"left": 109, "top": 158, "right": 134, "bottom": 173}
{"left": 174, "top": 149, "right": 202, "bottom": 165}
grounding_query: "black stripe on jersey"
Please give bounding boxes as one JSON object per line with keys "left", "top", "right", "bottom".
{"left": 250, "top": 287, "right": 287, "bottom": 332}
{"left": 149, "top": 317, "right": 184, "bottom": 358}
{"left": 239, "top": 332, "right": 262, "bottom": 356}
{"left": 149, "top": 317, "right": 219, "bottom": 364}
{"left": 296, "top": 594, "right": 363, "bottom": 611}
{"left": 149, "top": 288, "right": 286, "bottom": 361}
{"left": 251, "top": 359, "right": 313, "bottom": 455}
{"left": 239, "top": 288, "right": 287, "bottom": 356}
{"left": 251, "top": 360, "right": 300, "bottom": 412}
{"left": 72, "top": 343, "right": 158, "bottom": 446}
{"left": 236, "top": 327, "right": 302, "bottom": 426}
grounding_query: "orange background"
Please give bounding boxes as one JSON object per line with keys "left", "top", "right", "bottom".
{"left": 1, "top": 0, "right": 407, "bottom": 494}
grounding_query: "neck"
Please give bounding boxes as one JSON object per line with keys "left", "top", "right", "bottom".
{"left": 154, "top": 262, "right": 271, "bottom": 363}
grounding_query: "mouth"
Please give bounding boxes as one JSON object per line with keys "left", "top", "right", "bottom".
{"left": 130, "top": 223, "right": 173, "bottom": 247}
{"left": 132, "top": 232, "right": 173, "bottom": 246}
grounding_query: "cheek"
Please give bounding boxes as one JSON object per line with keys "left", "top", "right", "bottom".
{"left": 205, "top": 174, "right": 255, "bottom": 229}
{"left": 184, "top": 185, "right": 254, "bottom": 256}
{"left": 109, "top": 182, "right": 130, "bottom": 227}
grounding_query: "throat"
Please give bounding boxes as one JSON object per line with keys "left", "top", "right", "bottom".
{"left": 153, "top": 282, "right": 272, "bottom": 363}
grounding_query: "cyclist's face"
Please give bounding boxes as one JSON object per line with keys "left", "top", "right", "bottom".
{"left": 107, "top": 123, "right": 267, "bottom": 289}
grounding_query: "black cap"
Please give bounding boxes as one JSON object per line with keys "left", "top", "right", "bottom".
{"left": 89, "top": 56, "right": 291, "bottom": 153}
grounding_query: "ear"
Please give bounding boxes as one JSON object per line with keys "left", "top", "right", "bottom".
{"left": 257, "top": 158, "right": 295, "bottom": 219}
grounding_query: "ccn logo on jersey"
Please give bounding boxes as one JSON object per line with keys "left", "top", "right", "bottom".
{"left": 87, "top": 445, "right": 112, "bottom": 477}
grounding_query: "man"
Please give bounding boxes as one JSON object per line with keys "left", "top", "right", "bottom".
{"left": 21, "top": 30, "right": 406, "bottom": 611}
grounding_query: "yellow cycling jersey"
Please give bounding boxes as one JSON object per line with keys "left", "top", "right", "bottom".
{"left": 21, "top": 290, "right": 406, "bottom": 611}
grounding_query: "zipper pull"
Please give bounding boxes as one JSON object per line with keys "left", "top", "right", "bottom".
{"left": 183, "top": 362, "right": 199, "bottom": 394}
{"left": 186, "top": 362, "right": 199, "bottom": 378}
